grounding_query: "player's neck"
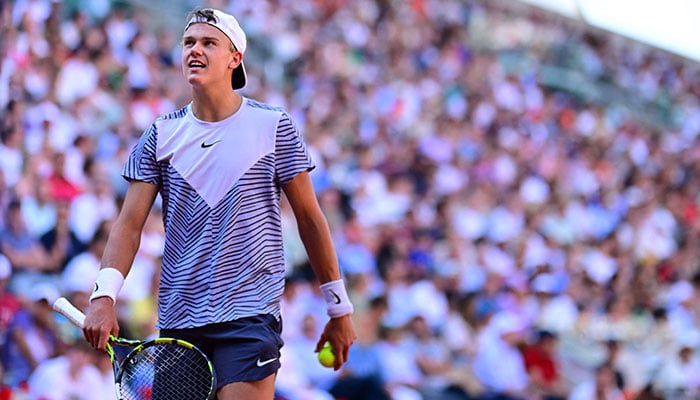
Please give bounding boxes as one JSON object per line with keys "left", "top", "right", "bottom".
{"left": 191, "top": 90, "right": 242, "bottom": 122}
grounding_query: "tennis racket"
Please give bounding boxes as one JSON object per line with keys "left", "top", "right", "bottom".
{"left": 53, "top": 297, "right": 216, "bottom": 400}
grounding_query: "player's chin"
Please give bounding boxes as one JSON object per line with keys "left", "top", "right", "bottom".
{"left": 185, "top": 72, "right": 206, "bottom": 86}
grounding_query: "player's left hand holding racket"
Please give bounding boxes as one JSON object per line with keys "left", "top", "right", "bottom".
{"left": 53, "top": 297, "right": 216, "bottom": 400}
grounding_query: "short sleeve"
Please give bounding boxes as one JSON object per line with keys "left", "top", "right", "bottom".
{"left": 122, "top": 124, "right": 162, "bottom": 186}
{"left": 274, "top": 112, "right": 315, "bottom": 185}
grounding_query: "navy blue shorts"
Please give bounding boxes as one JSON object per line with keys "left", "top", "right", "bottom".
{"left": 160, "top": 315, "right": 284, "bottom": 390}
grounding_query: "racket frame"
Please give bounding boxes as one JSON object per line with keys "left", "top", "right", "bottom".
{"left": 53, "top": 297, "right": 216, "bottom": 400}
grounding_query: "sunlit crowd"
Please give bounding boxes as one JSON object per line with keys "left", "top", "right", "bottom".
{"left": 2, "top": 0, "right": 700, "bottom": 399}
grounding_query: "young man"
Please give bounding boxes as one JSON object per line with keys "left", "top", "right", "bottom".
{"left": 82, "top": 7, "right": 356, "bottom": 399}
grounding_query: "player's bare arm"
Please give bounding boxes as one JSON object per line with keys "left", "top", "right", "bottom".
{"left": 283, "top": 171, "right": 340, "bottom": 282}
{"left": 283, "top": 171, "right": 357, "bottom": 369}
{"left": 83, "top": 180, "right": 159, "bottom": 351}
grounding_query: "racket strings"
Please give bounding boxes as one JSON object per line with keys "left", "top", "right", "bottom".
{"left": 119, "top": 344, "right": 213, "bottom": 400}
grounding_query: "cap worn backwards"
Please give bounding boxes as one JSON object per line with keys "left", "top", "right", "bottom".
{"left": 185, "top": 8, "right": 247, "bottom": 90}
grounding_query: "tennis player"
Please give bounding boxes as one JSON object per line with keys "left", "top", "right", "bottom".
{"left": 82, "top": 7, "right": 356, "bottom": 399}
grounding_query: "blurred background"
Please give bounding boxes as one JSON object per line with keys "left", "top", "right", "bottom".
{"left": 1, "top": 0, "right": 700, "bottom": 399}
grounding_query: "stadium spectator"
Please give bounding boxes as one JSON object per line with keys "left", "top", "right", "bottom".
{"left": 19, "top": 178, "right": 56, "bottom": 238}
{"left": 0, "top": 254, "right": 20, "bottom": 349}
{"left": 375, "top": 324, "right": 424, "bottom": 400}
{"left": 406, "top": 314, "right": 471, "bottom": 400}
{"left": 522, "top": 330, "right": 569, "bottom": 400}
{"left": 0, "top": 282, "right": 63, "bottom": 388}
{"left": 0, "top": 199, "right": 53, "bottom": 293}
{"left": 39, "top": 199, "right": 87, "bottom": 272}
{"left": 26, "top": 339, "right": 114, "bottom": 400}
{"left": 568, "top": 362, "right": 626, "bottom": 400}
{"left": 277, "top": 314, "right": 336, "bottom": 400}
{"left": 652, "top": 330, "right": 700, "bottom": 399}
{"left": 473, "top": 311, "right": 531, "bottom": 399}
{"left": 46, "top": 152, "right": 82, "bottom": 203}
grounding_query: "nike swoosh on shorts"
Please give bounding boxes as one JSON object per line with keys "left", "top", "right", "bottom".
{"left": 256, "top": 357, "right": 277, "bottom": 367}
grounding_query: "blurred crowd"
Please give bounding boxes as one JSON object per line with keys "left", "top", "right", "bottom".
{"left": 2, "top": 0, "right": 700, "bottom": 399}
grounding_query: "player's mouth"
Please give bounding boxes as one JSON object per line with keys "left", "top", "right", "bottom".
{"left": 188, "top": 60, "right": 206, "bottom": 69}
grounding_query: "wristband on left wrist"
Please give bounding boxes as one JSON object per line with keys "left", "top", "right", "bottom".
{"left": 320, "top": 279, "right": 354, "bottom": 318}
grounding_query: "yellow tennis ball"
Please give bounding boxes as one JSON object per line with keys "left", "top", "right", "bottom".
{"left": 318, "top": 342, "right": 335, "bottom": 368}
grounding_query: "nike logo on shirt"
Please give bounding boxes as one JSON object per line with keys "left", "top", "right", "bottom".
{"left": 256, "top": 357, "right": 278, "bottom": 367}
{"left": 201, "top": 139, "right": 222, "bottom": 148}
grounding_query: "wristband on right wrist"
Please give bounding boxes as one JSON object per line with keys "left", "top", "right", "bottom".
{"left": 89, "top": 267, "right": 124, "bottom": 304}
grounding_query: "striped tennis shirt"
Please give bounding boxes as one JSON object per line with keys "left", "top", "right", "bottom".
{"left": 123, "top": 97, "right": 314, "bottom": 329}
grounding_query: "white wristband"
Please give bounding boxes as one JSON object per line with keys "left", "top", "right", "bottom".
{"left": 320, "top": 279, "right": 354, "bottom": 318}
{"left": 89, "top": 268, "right": 125, "bottom": 304}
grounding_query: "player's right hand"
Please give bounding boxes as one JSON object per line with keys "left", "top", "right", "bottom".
{"left": 83, "top": 296, "right": 119, "bottom": 351}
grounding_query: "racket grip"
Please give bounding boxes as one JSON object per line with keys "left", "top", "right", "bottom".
{"left": 53, "top": 297, "right": 86, "bottom": 328}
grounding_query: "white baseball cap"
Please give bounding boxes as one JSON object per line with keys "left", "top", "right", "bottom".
{"left": 185, "top": 8, "right": 247, "bottom": 90}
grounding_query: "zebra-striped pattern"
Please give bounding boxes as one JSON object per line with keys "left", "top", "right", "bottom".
{"left": 123, "top": 99, "right": 314, "bottom": 329}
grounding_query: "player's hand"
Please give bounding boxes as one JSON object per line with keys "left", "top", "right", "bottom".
{"left": 83, "top": 296, "right": 119, "bottom": 352}
{"left": 316, "top": 314, "right": 357, "bottom": 370}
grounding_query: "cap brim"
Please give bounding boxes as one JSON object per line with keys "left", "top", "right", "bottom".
{"left": 232, "top": 62, "right": 246, "bottom": 90}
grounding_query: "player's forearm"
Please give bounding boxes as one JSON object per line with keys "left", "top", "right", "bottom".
{"left": 283, "top": 171, "right": 342, "bottom": 282}
{"left": 88, "top": 221, "right": 141, "bottom": 304}
{"left": 100, "top": 221, "right": 142, "bottom": 276}
{"left": 297, "top": 210, "right": 355, "bottom": 318}
{"left": 297, "top": 211, "right": 341, "bottom": 283}
{"left": 90, "top": 181, "right": 157, "bottom": 303}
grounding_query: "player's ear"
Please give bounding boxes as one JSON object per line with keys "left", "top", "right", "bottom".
{"left": 229, "top": 51, "right": 242, "bottom": 69}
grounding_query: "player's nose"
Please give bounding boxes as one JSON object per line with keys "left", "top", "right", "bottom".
{"left": 188, "top": 42, "right": 204, "bottom": 56}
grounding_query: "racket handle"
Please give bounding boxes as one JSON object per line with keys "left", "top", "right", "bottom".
{"left": 53, "top": 297, "right": 86, "bottom": 328}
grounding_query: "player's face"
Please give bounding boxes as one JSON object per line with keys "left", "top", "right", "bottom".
{"left": 182, "top": 24, "right": 242, "bottom": 89}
